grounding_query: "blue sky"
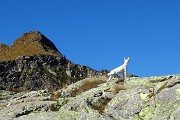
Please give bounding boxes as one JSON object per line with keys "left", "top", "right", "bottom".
{"left": 0, "top": 0, "right": 180, "bottom": 77}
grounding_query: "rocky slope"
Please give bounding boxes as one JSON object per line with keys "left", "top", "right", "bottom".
{"left": 0, "top": 54, "right": 101, "bottom": 91}
{"left": 0, "top": 75, "right": 179, "bottom": 120}
{"left": 0, "top": 31, "right": 104, "bottom": 91}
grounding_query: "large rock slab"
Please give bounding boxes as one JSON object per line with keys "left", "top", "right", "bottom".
{"left": 139, "top": 84, "right": 180, "bottom": 120}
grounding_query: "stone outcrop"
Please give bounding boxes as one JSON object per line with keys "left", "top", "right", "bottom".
{"left": 0, "top": 75, "right": 179, "bottom": 120}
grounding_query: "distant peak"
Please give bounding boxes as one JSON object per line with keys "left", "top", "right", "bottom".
{"left": 0, "top": 30, "right": 62, "bottom": 62}
{"left": 13, "top": 30, "right": 59, "bottom": 52}
{"left": 13, "top": 30, "right": 43, "bottom": 45}
{"left": 13, "top": 30, "right": 61, "bottom": 53}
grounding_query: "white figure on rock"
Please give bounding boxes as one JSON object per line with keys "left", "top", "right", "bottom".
{"left": 107, "top": 57, "right": 130, "bottom": 83}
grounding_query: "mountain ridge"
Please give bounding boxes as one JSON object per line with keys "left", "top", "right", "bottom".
{"left": 0, "top": 31, "right": 106, "bottom": 91}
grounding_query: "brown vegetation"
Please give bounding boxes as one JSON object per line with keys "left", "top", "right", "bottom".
{"left": 111, "top": 83, "right": 126, "bottom": 94}
{"left": 51, "top": 92, "right": 62, "bottom": 101}
{"left": 0, "top": 31, "right": 61, "bottom": 62}
{"left": 71, "top": 79, "right": 106, "bottom": 96}
{"left": 91, "top": 97, "right": 111, "bottom": 114}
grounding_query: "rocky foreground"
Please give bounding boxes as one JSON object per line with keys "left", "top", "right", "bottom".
{"left": 0, "top": 75, "right": 179, "bottom": 120}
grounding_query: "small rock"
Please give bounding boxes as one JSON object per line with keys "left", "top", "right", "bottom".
{"left": 94, "top": 90, "right": 103, "bottom": 97}
{"left": 154, "top": 81, "right": 168, "bottom": 94}
{"left": 166, "top": 79, "right": 180, "bottom": 88}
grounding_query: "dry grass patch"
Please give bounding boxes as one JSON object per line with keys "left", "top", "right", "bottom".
{"left": 111, "top": 83, "right": 126, "bottom": 94}
{"left": 8, "top": 88, "right": 30, "bottom": 93}
{"left": 91, "top": 97, "right": 111, "bottom": 114}
{"left": 104, "top": 82, "right": 126, "bottom": 94}
{"left": 50, "top": 92, "right": 62, "bottom": 101}
{"left": 71, "top": 79, "right": 106, "bottom": 96}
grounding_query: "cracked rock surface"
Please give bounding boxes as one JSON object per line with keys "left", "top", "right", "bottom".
{"left": 0, "top": 75, "right": 179, "bottom": 120}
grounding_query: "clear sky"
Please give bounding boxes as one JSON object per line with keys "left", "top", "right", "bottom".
{"left": 0, "top": 0, "right": 180, "bottom": 77}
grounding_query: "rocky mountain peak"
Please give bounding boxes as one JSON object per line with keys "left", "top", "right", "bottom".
{"left": 0, "top": 30, "right": 102, "bottom": 91}
{"left": 13, "top": 30, "right": 60, "bottom": 55}
{"left": 0, "top": 31, "right": 62, "bottom": 62}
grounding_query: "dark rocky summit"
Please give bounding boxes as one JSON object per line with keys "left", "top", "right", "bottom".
{"left": 0, "top": 54, "right": 99, "bottom": 91}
